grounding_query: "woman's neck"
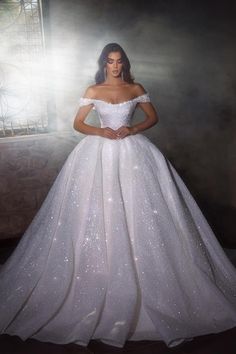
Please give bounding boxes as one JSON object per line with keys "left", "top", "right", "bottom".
{"left": 103, "top": 76, "right": 124, "bottom": 86}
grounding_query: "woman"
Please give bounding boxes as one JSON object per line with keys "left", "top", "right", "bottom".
{"left": 0, "top": 43, "right": 236, "bottom": 349}
{"left": 73, "top": 43, "right": 158, "bottom": 140}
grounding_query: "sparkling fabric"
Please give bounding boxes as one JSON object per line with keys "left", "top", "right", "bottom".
{"left": 0, "top": 93, "right": 236, "bottom": 348}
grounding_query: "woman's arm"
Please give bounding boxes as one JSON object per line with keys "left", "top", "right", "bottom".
{"left": 73, "top": 104, "right": 102, "bottom": 136}
{"left": 129, "top": 101, "right": 159, "bottom": 135}
{"left": 116, "top": 83, "right": 159, "bottom": 138}
{"left": 73, "top": 86, "right": 100, "bottom": 135}
{"left": 73, "top": 86, "right": 117, "bottom": 139}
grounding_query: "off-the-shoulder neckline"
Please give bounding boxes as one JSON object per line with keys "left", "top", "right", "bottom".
{"left": 81, "top": 93, "right": 149, "bottom": 105}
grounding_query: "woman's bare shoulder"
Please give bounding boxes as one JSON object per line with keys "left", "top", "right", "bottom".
{"left": 83, "top": 84, "right": 109, "bottom": 98}
{"left": 131, "top": 82, "right": 147, "bottom": 96}
{"left": 82, "top": 85, "right": 98, "bottom": 98}
{"left": 82, "top": 82, "right": 147, "bottom": 99}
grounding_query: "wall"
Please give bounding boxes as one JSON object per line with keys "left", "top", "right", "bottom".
{"left": 0, "top": 133, "right": 80, "bottom": 239}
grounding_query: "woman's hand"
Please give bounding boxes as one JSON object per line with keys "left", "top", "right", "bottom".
{"left": 115, "top": 126, "right": 138, "bottom": 139}
{"left": 98, "top": 126, "right": 138, "bottom": 139}
{"left": 99, "top": 127, "right": 118, "bottom": 139}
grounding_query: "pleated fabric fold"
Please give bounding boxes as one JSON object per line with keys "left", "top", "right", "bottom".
{"left": 0, "top": 133, "right": 236, "bottom": 348}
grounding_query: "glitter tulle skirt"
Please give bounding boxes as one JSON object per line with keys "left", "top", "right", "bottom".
{"left": 0, "top": 133, "right": 236, "bottom": 348}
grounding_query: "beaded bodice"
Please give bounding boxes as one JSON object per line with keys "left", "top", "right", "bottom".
{"left": 79, "top": 93, "right": 150, "bottom": 130}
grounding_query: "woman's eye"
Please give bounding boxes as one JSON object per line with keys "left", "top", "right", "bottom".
{"left": 107, "top": 60, "right": 122, "bottom": 64}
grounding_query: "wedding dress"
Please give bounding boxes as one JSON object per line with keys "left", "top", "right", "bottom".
{"left": 0, "top": 93, "right": 236, "bottom": 349}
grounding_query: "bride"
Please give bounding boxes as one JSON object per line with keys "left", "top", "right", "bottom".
{"left": 74, "top": 44, "right": 158, "bottom": 139}
{"left": 0, "top": 43, "right": 236, "bottom": 349}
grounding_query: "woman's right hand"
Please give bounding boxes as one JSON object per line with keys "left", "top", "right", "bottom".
{"left": 99, "top": 127, "right": 118, "bottom": 139}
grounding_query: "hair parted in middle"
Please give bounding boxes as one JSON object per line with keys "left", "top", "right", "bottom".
{"left": 95, "top": 43, "right": 135, "bottom": 84}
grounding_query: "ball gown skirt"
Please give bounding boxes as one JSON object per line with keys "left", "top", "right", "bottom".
{"left": 0, "top": 93, "right": 235, "bottom": 348}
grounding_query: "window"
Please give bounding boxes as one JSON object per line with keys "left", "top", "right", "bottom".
{"left": 0, "top": 0, "right": 50, "bottom": 137}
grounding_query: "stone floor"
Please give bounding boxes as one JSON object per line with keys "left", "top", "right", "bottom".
{"left": 0, "top": 242, "right": 236, "bottom": 354}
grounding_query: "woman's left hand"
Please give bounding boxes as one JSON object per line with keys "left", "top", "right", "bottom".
{"left": 115, "top": 126, "right": 134, "bottom": 139}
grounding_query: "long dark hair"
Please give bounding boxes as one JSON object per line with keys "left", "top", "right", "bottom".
{"left": 95, "top": 43, "right": 134, "bottom": 84}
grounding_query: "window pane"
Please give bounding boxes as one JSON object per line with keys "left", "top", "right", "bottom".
{"left": 0, "top": 0, "right": 48, "bottom": 137}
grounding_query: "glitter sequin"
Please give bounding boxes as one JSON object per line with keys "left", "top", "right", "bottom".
{"left": 0, "top": 92, "right": 236, "bottom": 349}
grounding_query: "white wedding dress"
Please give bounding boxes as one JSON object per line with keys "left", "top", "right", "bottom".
{"left": 0, "top": 93, "right": 236, "bottom": 348}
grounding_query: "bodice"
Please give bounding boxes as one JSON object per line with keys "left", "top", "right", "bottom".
{"left": 79, "top": 93, "right": 151, "bottom": 130}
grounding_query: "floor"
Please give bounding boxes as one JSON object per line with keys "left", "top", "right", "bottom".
{"left": 1, "top": 328, "right": 236, "bottom": 354}
{"left": 0, "top": 242, "right": 236, "bottom": 354}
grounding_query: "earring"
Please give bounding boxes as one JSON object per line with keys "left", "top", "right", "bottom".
{"left": 104, "top": 67, "right": 107, "bottom": 80}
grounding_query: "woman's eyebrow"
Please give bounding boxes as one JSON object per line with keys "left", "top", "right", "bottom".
{"left": 107, "top": 57, "right": 122, "bottom": 60}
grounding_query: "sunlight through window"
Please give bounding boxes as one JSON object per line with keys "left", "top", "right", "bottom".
{"left": 0, "top": 0, "right": 49, "bottom": 137}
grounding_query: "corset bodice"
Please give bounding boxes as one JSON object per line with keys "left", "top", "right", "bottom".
{"left": 79, "top": 93, "right": 150, "bottom": 130}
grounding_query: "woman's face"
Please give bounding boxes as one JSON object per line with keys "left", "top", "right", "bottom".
{"left": 105, "top": 51, "right": 123, "bottom": 78}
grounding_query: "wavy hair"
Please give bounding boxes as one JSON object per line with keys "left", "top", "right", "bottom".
{"left": 95, "top": 43, "right": 134, "bottom": 84}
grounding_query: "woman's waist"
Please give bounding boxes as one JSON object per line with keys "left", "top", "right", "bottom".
{"left": 100, "top": 123, "right": 131, "bottom": 129}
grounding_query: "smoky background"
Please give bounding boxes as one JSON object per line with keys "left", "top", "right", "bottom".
{"left": 0, "top": 0, "right": 235, "bottom": 247}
